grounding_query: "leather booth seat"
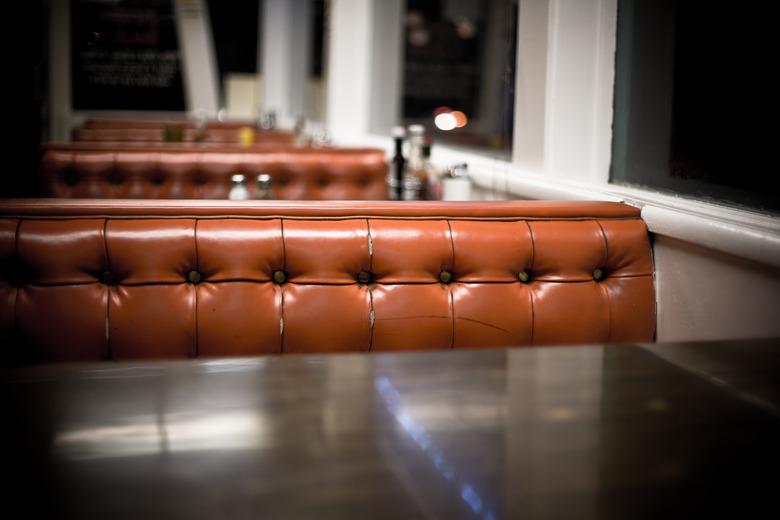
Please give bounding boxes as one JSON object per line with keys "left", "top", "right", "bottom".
{"left": 0, "top": 200, "right": 655, "bottom": 362}
{"left": 40, "top": 146, "right": 388, "bottom": 200}
{"left": 72, "top": 127, "right": 295, "bottom": 144}
{"left": 81, "top": 118, "right": 261, "bottom": 129}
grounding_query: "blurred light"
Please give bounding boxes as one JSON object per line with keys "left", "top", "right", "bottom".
{"left": 451, "top": 111, "right": 468, "bottom": 128}
{"left": 434, "top": 112, "right": 457, "bottom": 131}
{"left": 433, "top": 106, "right": 452, "bottom": 116}
{"left": 454, "top": 17, "right": 477, "bottom": 39}
{"left": 408, "top": 28, "right": 430, "bottom": 47}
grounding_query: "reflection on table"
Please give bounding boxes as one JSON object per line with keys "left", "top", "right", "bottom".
{"left": 2, "top": 338, "right": 779, "bottom": 518}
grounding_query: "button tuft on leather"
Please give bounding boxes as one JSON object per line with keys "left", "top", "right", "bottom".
{"left": 100, "top": 271, "right": 117, "bottom": 285}
{"left": 357, "top": 271, "right": 373, "bottom": 284}
{"left": 439, "top": 270, "right": 453, "bottom": 284}
{"left": 187, "top": 270, "right": 203, "bottom": 284}
{"left": 272, "top": 270, "right": 287, "bottom": 284}
{"left": 518, "top": 270, "right": 530, "bottom": 283}
{"left": 592, "top": 268, "right": 604, "bottom": 281}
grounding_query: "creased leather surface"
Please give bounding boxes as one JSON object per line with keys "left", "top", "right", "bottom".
{"left": 40, "top": 148, "right": 389, "bottom": 200}
{"left": 0, "top": 201, "right": 655, "bottom": 361}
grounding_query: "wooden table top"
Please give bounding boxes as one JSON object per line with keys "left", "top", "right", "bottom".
{"left": 2, "top": 338, "right": 779, "bottom": 519}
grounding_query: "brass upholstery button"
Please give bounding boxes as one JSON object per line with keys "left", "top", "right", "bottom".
{"left": 188, "top": 270, "right": 203, "bottom": 284}
{"left": 439, "top": 270, "right": 453, "bottom": 284}
{"left": 592, "top": 268, "right": 604, "bottom": 281}
{"left": 272, "top": 270, "right": 287, "bottom": 284}
{"left": 518, "top": 270, "right": 530, "bottom": 283}
{"left": 357, "top": 271, "right": 373, "bottom": 284}
{"left": 100, "top": 271, "right": 117, "bottom": 285}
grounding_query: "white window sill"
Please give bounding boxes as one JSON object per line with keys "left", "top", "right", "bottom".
{"left": 348, "top": 133, "right": 780, "bottom": 269}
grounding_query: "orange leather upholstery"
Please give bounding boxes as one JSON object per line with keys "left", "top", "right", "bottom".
{"left": 72, "top": 127, "right": 295, "bottom": 144}
{"left": 40, "top": 146, "right": 388, "bottom": 200}
{"left": 82, "top": 118, "right": 261, "bottom": 129}
{"left": 0, "top": 200, "right": 655, "bottom": 362}
{"left": 73, "top": 119, "right": 295, "bottom": 144}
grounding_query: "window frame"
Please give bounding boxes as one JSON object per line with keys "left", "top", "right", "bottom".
{"left": 324, "top": 0, "right": 780, "bottom": 269}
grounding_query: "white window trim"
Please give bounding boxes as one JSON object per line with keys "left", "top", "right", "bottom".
{"left": 326, "top": 0, "right": 780, "bottom": 270}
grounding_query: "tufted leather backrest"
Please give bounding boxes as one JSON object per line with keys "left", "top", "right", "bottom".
{"left": 82, "top": 118, "right": 261, "bottom": 129}
{"left": 72, "top": 127, "right": 296, "bottom": 144}
{"left": 0, "top": 200, "right": 655, "bottom": 362}
{"left": 40, "top": 147, "right": 388, "bottom": 200}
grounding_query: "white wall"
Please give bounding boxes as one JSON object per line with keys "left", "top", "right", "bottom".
{"left": 654, "top": 236, "right": 780, "bottom": 342}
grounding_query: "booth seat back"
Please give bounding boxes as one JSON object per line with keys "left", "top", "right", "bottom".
{"left": 0, "top": 200, "right": 655, "bottom": 362}
{"left": 82, "top": 118, "right": 260, "bottom": 129}
{"left": 72, "top": 127, "right": 295, "bottom": 144}
{"left": 40, "top": 147, "right": 388, "bottom": 200}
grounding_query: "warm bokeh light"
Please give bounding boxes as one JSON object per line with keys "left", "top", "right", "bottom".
{"left": 432, "top": 106, "right": 452, "bottom": 116}
{"left": 434, "top": 112, "right": 457, "bottom": 131}
{"left": 451, "top": 111, "right": 468, "bottom": 128}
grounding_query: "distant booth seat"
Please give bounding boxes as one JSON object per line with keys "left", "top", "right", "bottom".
{"left": 81, "top": 118, "right": 262, "bottom": 129}
{"left": 0, "top": 200, "right": 656, "bottom": 362}
{"left": 71, "top": 127, "right": 296, "bottom": 145}
{"left": 40, "top": 146, "right": 389, "bottom": 200}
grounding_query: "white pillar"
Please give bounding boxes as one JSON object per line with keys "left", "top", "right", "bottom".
{"left": 326, "top": 0, "right": 404, "bottom": 141}
{"left": 368, "top": 0, "right": 404, "bottom": 135}
{"left": 174, "top": 0, "right": 220, "bottom": 116}
{"left": 260, "top": 0, "right": 311, "bottom": 127}
{"left": 513, "top": 0, "right": 617, "bottom": 183}
{"left": 512, "top": 0, "right": 548, "bottom": 171}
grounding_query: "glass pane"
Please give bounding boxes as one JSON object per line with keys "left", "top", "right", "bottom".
{"left": 610, "top": 0, "right": 777, "bottom": 213}
{"left": 402, "top": 0, "right": 517, "bottom": 158}
{"left": 71, "top": 0, "right": 185, "bottom": 111}
{"left": 208, "top": 0, "right": 260, "bottom": 119}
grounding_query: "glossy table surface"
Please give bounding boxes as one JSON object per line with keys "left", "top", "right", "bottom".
{"left": 2, "top": 339, "right": 779, "bottom": 519}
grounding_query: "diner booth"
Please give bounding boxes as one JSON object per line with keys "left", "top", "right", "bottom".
{"left": 3, "top": 0, "right": 779, "bottom": 518}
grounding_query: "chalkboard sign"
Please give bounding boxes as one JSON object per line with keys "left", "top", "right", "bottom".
{"left": 71, "top": 0, "right": 185, "bottom": 111}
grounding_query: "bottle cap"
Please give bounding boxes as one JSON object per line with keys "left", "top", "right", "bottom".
{"left": 408, "top": 124, "right": 425, "bottom": 136}
{"left": 391, "top": 126, "right": 405, "bottom": 138}
{"left": 231, "top": 174, "right": 246, "bottom": 184}
{"left": 447, "top": 163, "right": 468, "bottom": 178}
{"left": 257, "top": 173, "right": 272, "bottom": 184}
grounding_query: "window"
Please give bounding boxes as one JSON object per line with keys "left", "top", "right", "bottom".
{"left": 71, "top": 0, "right": 185, "bottom": 111}
{"left": 208, "top": 0, "right": 260, "bottom": 114}
{"left": 401, "top": 0, "right": 517, "bottom": 157}
{"left": 610, "top": 0, "right": 777, "bottom": 213}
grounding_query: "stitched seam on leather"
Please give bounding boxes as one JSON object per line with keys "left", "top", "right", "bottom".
{"left": 1, "top": 215, "right": 644, "bottom": 222}
{"left": 368, "top": 288, "right": 375, "bottom": 352}
{"left": 445, "top": 220, "right": 456, "bottom": 271}
{"left": 366, "top": 218, "right": 373, "bottom": 272}
{"left": 526, "top": 221, "right": 536, "bottom": 272}
{"left": 12, "top": 278, "right": 654, "bottom": 288}
{"left": 526, "top": 220, "right": 536, "bottom": 345}
{"left": 102, "top": 218, "right": 112, "bottom": 360}
{"left": 366, "top": 218, "right": 375, "bottom": 353}
{"left": 595, "top": 221, "right": 612, "bottom": 342}
{"left": 279, "top": 285, "right": 285, "bottom": 353}
{"left": 193, "top": 219, "right": 199, "bottom": 358}
{"left": 595, "top": 220, "right": 610, "bottom": 267}
{"left": 280, "top": 218, "right": 287, "bottom": 273}
{"left": 600, "top": 282, "right": 612, "bottom": 343}
{"left": 446, "top": 220, "right": 456, "bottom": 349}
